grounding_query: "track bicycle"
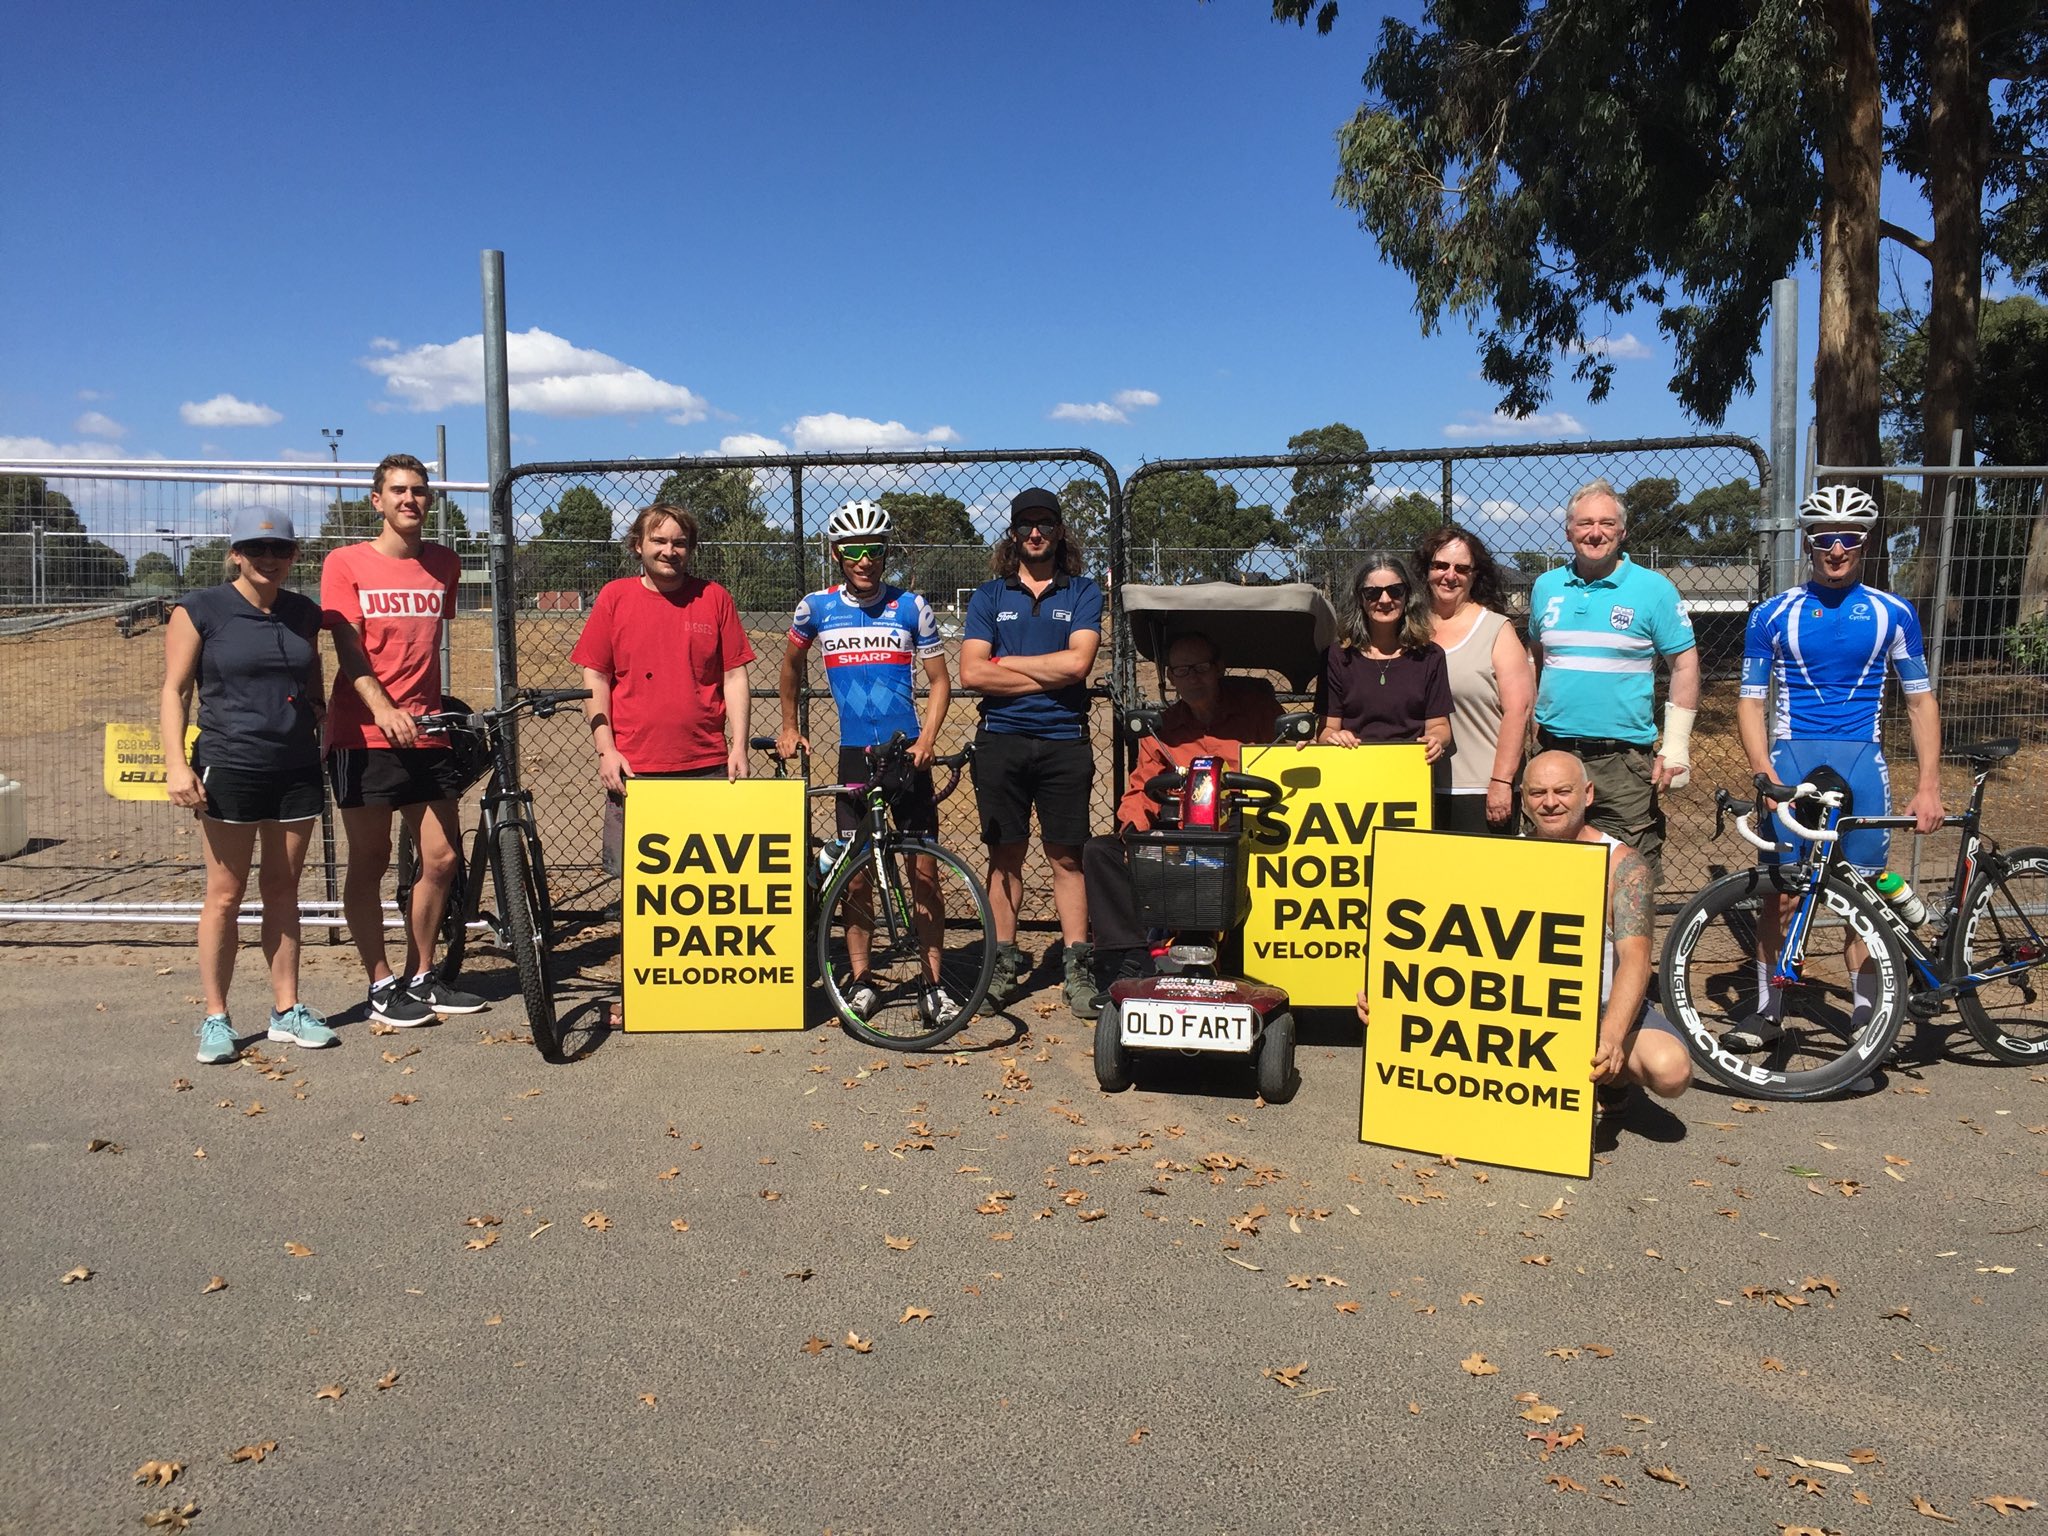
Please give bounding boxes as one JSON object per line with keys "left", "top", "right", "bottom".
{"left": 395, "top": 688, "right": 593, "bottom": 1063}
{"left": 1659, "top": 737, "right": 2047, "bottom": 1100}
{"left": 755, "top": 733, "right": 995, "bottom": 1050}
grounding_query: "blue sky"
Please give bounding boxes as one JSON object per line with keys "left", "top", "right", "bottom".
{"left": 4, "top": 1, "right": 1833, "bottom": 510}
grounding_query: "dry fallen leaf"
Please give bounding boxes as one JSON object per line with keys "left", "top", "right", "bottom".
{"left": 1460, "top": 1292, "right": 1485, "bottom": 1307}
{"left": 59, "top": 1265, "right": 91, "bottom": 1285}
{"left": 464, "top": 1231, "right": 498, "bottom": 1252}
{"left": 844, "top": 1331, "right": 873, "bottom": 1354}
{"left": 313, "top": 1383, "right": 344, "bottom": 1401}
{"left": 1911, "top": 1494, "right": 1960, "bottom": 1522}
{"left": 800, "top": 1336, "right": 831, "bottom": 1355}
{"left": 669, "top": 1219, "right": 690, "bottom": 1233}
{"left": 388, "top": 1093, "right": 418, "bottom": 1106}
{"left": 1262, "top": 1360, "right": 1310, "bottom": 1389}
{"left": 884, "top": 1234, "right": 916, "bottom": 1251}
{"left": 1127, "top": 1427, "right": 1149, "bottom": 1445}
{"left": 1547, "top": 1475, "right": 1587, "bottom": 1493}
{"left": 1977, "top": 1496, "right": 2039, "bottom": 1516}
{"left": 899, "top": 1306, "right": 934, "bottom": 1324}
{"left": 284, "top": 1242, "right": 313, "bottom": 1258}
{"left": 1335, "top": 1300, "right": 1361, "bottom": 1315}
{"left": 1645, "top": 1465, "right": 1688, "bottom": 1489}
{"left": 227, "top": 1441, "right": 276, "bottom": 1464}
{"left": 582, "top": 1211, "right": 612, "bottom": 1231}
{"left": 638, "top": 1393, "right": 658, "bottom": 1408}
{"left": 1460, "top": 1353, "right": 1499, "bottom": 1377}
{"left": 1519, "top": 1403, "right": 1563, "bottom": 1424}
{"left": 141, "top": 1501, "right": 200, "bottom": 1531}
{"left": 374, "top": 1369, "right": 399, "bottom": 1391}
{"left": 201, "top": 1275, "right": 227, "bottom": 1294}
{"left": 134, "top": 1460, "right": 182, "bottom": 1488}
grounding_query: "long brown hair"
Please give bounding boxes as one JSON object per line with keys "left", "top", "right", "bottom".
{"left": 991, "top": 525, "right": 1085, "bottom": 579}
{"left": 1339, "top": 552, "right": 1433, "bottom": 654}
{"left": 1414, "top": 523, "right": 1509, "bottom": 613}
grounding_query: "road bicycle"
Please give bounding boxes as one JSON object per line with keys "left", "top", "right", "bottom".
{"left": 1659, "top": 737, "right": 2046, "bottom": 1100}
{"left": 755, "top": 733, "right": 995, "bottom": 1050}
{"left": 395, "top": 688, "right": 592, "bottom": 1063}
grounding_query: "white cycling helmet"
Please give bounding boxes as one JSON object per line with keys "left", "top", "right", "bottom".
{"left": 1799, "top": 484, "right": 1880, "bottom": 529}
{"left": 827, "top": 499, "right": 891, "bottom": 543}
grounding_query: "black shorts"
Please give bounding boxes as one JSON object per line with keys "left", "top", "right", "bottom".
{"left": 970, "top": 730, "right": 1094, "bottom": 847}
{"left": 198, "top": 761, "right": 325, "bottom": 824}
{"left": 835, "top": 747, "right": 938, "bottom": 837}
{"left": 327, "top": 746, "right": 468, "bottom": 810}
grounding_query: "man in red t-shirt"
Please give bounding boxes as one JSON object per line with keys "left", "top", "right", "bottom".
{"left": 322, "top": 452, "right": 478, "bottom": 1028}
{"left": 571, "top": 501, "right": 756, "bottom": 877}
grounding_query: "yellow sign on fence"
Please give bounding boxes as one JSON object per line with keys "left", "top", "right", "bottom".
{"left": 102, "top": 723, "right": 199, "bottom": 801}
{"left": 1360, "top": 828, "right": 1607, "bottom": 1178}
{"left": 1238, "top": 744, "right": 1432, "bottom": 1009}
{"left": 621, "top": 777, "right": 808, "bottom": 1032}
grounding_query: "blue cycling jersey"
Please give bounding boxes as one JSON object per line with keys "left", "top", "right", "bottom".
{"left": 789, "top": 584, "right": 943, "bottom": 749}
{"left": 1740, "top": 582, "right": 1930, "bottom": 742}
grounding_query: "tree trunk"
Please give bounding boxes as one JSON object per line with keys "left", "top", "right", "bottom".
{"left": 1905, "top": 0, "right": 1990, "bottom": 600}
{"left": 1814, "top": 0, "right": 1886, "bottom": 574}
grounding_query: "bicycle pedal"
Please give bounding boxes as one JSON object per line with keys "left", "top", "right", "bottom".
{"left": 1904, "top": 993, "right": 1945, "bottom": 1022}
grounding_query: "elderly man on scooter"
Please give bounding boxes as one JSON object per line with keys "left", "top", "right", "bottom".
{"left": 1078, "top": 629, "right": 1281, "bottom": 1011}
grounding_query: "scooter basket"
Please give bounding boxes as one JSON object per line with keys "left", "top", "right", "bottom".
{"left": 1125, "top": 825, "right": 1246, "bottom": 931}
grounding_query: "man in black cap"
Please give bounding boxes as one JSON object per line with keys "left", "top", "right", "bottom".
{"left": 958, "top": 488, "right": 1104, "bottom": 1013}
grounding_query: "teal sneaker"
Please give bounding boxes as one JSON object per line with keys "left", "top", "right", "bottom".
{"left": 267, "top": 1003, "right": 339, "bottom": 1049}
{"left": 195, "top": 1014, "right": 238, "bottom": 1065}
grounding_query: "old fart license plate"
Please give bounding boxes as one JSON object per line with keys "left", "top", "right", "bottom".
{"left": 1120, "top": 999, "right": 1256, "bottom": 1053}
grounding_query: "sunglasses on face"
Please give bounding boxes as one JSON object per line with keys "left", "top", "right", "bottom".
{"left": 238, "top": 541, "right": 298, "bottom": 560}
{"left": 1166, "top": 661, "right": 1216, "bottom": 678}
{"left": 837, "top": 543, "right": 885, "bottom": 562}
{"left": 1429, "top": 559, "right": 1473, "bottom": 576}
{"left": 1357, "top": 583, "right": 1409, "bottom": 603}
{"left": 1806, "top": 530, "right": 1866, "bottom": 553}
{"left": 1012, "top": 518, "right": 1061, "bottom": 536}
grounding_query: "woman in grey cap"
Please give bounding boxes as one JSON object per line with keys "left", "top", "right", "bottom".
{"left": 159, "top": 508, "right": 337, "bottom": 1062}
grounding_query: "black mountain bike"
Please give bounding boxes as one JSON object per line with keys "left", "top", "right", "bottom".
{"left": 1660, "top": 737, "right": 2047, "bottom": 1100}
{"left": 396, "top": 688, "right": 591, "bottom": 1062}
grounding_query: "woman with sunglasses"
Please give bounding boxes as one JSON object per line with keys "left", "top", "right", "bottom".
{"left": 161, "top": 509, "right": 336, "bottom": 1064}
{"left": 1316, "top": 553, "right": 1452, "bottom": 782}
{"left": 1414, "top": 525, "right": 1533, "bottom": 833}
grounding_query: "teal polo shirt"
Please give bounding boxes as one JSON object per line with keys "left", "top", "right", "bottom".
{"left": 1530, "top": 554, "right": 1694, "bottom": 745}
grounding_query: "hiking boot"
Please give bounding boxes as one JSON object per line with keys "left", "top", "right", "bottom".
{"left": 1089, "top": 947, "right": 1153, "bottom": 1011}
{"left": 1063, "top": 941, "right": 1096, "bottom": 1016}
{"left": 406, "top": 975, "right": 487, "bottom": 1015}
{"left": 987, "top": 943, "right": 1029, "bottom": 1007}
{"left": 266, "top": 1003, "right": 339, "bottom": 1049}
{"left": 195, "top": 1014, "right": 238, "bottom": 1065}
{"left": 369, "top": 977, "right": 437, "bottom": 1028}
{"left": 1722, "top": 1014, "right": 1783, "bottom": 1053}
{"left": 844, "top": 976, "right": 880, "bottom": 1020}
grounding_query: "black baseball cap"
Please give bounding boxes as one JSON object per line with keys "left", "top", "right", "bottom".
{"left": 1009, "top": 488, "right": 1062, "bottom": 525}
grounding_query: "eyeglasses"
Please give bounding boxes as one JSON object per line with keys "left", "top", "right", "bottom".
{"left": 1357, "top": 583, "right": 1409, "bottom": 603}
{"left": 837, "top": 543, "right": 885, "bottom": 562}
{"left": 1806, "top": 530, "right": 1867, "bottom": 553}
{"left": 1012, "top": 518, "right": 1061, "bottom": 535}
{"left": 238, "top": 541, "right": 298, "bottom": 559}
{"left": 1166, "top": 661, "right": 1216, "bottom": 678}
{"left": 1428, "top": 559, "right": 1473, "bottom": 576}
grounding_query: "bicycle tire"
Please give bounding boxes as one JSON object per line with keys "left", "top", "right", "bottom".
{"left": 1660, "top": 865, "right": 1908, "bottom": 1100}
{"left": 395, "top": 820, "right": 470, "bottom": 983}
{"left": 817, "top": 835, "right": 993, "bottom": 1051}
{"left": 1949, "top": 845, "right": 2048, "bottom": 1065}
{"left": 491, "top": 822, "right": 563, "bottom": 1063}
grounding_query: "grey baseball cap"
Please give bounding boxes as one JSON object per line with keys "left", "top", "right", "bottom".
{"left": 228, "top": 509, "right": 298, "bottom": 547}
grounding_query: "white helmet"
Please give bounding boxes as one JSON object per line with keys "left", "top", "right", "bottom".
{"left": 827, "top": 499, "right": 891, "bottom": 543}
{"left": 1799, "top": 484, "right": 1879, "bottom": 529}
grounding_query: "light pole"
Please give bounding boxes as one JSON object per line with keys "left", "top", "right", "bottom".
{"left": 155, "top": 525, "right": 187, "bottom": 577}
{"left": 322, "top": 427, "right": 344, "bottom": 539}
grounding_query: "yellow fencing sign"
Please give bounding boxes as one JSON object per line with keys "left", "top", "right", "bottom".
{"left": 1238, "top": 744, "right": 1432, "bottom": 1009}
{"left": 622, "top": 777, "right": 808, "bottom": 1032}
{"left": 103, "top": 723, "right": 199, "bottom": 801}
{"left": 1360, "top": 828, "right": 1607, "bottom": 1177}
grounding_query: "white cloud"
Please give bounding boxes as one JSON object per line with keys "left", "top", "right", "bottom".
{"left": 368, "top": 336, "right": 400, "bottom": 352}
{"left": 1440, "top": 409, "right": 1587, "bottom": 441}
{"left": 76, "top": 388, "right": 109, "bottom": 403}
{"left": 1050, "top": 387, "right": 1160, "bottom": 426}
{"left": 276, "top": 447, "right": 328, "bottom": 462}
{"left": 718, "top": 432, "right": 788, "bottom": 456}
{"left": 0, "top": 433, "right": 133, "bottom": 460}
{"left": 72, "top": 411, "right": 126, "bottom": 439}
{"left": 1566, "top": 332, "right": 1653, "bottom": 361}
{"left": 785, "top": 413, "right": 959, "bottom": 452}
{"left": 361, "top": 327, "right": 709, "bottom": 424}
{"left": 181, "top": 393, "right": 283, "bottom": 428}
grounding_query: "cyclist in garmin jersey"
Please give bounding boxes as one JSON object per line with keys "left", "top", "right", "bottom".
{"left": 1730, "top": 484, "right": 1947, "bottom": 1051}
{"left": 776, "top": 500, "right": 959, "bottom": 1027}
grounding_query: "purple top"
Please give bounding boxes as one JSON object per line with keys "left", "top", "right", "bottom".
{"left": 1317, "top": 641, "right": 1453, "bottom": 743}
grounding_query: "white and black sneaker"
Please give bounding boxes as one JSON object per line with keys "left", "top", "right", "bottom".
{"left": 843, "top": 977, "right": 880, "bottom": 1020}
{"left": 369, "top": 977, "right": 437, "bottom": 1028}
{"left": 406, "top": 975, "right": 488, "bottom": 1015}
{"left": 922, "top": 985, "right": 964, "bottom": 1029}
{"left": 1721, "top": 1014, "right": 1784, "bottom": 1053}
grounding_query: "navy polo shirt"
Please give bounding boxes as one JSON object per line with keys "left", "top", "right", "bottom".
{"left": 963, "top": 570, "right": 1103, "bottom": 739}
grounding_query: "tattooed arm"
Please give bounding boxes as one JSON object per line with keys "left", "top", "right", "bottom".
{"left": 1592, "top": 843, "right": 1654, "bottom": 1084}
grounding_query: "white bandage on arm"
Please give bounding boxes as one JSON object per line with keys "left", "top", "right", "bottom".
{"left": 1658, "top": 702, "right": 1697, "bottom": 788}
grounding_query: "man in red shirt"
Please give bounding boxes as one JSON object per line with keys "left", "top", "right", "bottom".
{"left": 571, "top": 502, "right": 756, "bottom": 879}
{"left": 322, "top": 453, "right": 477, "bottom": 1028}
{"left": 1079, "top": 631, "right": 1281, "bottom": 1007}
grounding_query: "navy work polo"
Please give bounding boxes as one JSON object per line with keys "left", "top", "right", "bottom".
{"left": 963, "top": 570, "right": 1104, "bottom": 739}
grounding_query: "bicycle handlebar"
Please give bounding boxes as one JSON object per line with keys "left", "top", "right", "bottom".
{"left": 415, "top": 687, "right": 592, "bottom": 734}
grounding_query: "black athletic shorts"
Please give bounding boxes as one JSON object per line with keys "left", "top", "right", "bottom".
{"left": 969, "top": 729, "right": 1094, "bottom": 847}
{"left": 198, "top": 761, "right": 325, "bottom": 824}
{"left": 327, "top": 746, "right": 469, "bottom": 810}
{"left": 835, "top": 747, "right": 938, "bottom": 837}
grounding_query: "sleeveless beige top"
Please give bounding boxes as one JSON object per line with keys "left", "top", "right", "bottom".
{"left": 1441, "top": 607, "right": 1510, "bottom": 794}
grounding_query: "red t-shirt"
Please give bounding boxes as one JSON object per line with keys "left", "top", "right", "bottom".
{"left": 321, "top": 541, "right": 461, "bottom": 750}
{"left": 570, "top": 575, "right": 757, "bottom": 773}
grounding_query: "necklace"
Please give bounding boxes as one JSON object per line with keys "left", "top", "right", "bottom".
{"left": 1366, "top": 645, "right": 1398, "bottom": 686}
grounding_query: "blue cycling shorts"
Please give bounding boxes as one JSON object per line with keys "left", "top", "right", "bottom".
{"left": 1764, "top": 738, "right": 1892, "bottom": 873}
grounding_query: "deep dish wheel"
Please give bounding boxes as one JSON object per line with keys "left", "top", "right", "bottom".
{"left": 1255, "top": 1010, "right": 1297, "bottom": 1103}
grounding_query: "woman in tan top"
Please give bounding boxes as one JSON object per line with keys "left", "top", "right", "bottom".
{"left": 1416, "top": 525, "right": 1532, "bottom": 834}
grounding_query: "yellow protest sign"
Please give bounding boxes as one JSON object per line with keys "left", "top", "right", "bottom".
{"left": 103, "top": 723, "right": 199, "bottom": 801}
{"left": 622, "top": 777, "right": 807, "bottom": 1032}
{"left": 1361, "top": 828, "right": 1607, "bottom": 1178}
{"left": 1238, "top": 744, "right": 1432, "bottom": 1008}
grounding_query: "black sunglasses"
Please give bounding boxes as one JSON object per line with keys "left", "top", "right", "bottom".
{"left": 237, "top": 540, "right": 298, "bottom": 560}
{"left": 1357, "top": 582, "right": 1409, "bottom": 603}
{"left": 1012, "top": 517, "right": 1061, "bottom": 535}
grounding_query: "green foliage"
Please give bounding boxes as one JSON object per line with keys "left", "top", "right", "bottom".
{"left": 1128, "top": 470, "right": 1287, "bottom": 582}
{"left": 1058, "top": 478, "right": 1110, "bottom": 560}
{"left": 0, "top": 474, "right": 129, "bottom": 597}
{"left": 877, "top": 492, "right": 983, "bottom": 608}
{"left": 132, "top": 551, "right": 177, "bottom": 585}
{"left": 522, "top": 484, "right": 625, "bottom": 597}
{"left": 1883, "top": 294, "right": 2048, "bottom": 467}
{"left": 2006, "top": 611, "right": 2048, "bottom": 674}
{"left": 655, "top": 465, "right": 767, "bottom": 531}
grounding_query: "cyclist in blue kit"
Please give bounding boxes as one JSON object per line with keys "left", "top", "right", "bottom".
{"left": 1730, "top": 483, "right": 1947, "bottom": 1051}
{"left": 776, "top": 499, "right": 959, "bottom": 1026}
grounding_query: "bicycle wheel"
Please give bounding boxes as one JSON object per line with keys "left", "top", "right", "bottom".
{"left": 491, "top": 822, "right": 564, "bottom": 1063}
{"left": 1660, "top": 866, "right": 1909, "bottom": 1100}
{"left": 817, "top": 835, "right": 993, "bottom": 1051}
{"left": 395, "top": 820, "right": 469, "bottom": 983}
{"left": 1950, "top": 846, "right": 2048, "bottom": 1064}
